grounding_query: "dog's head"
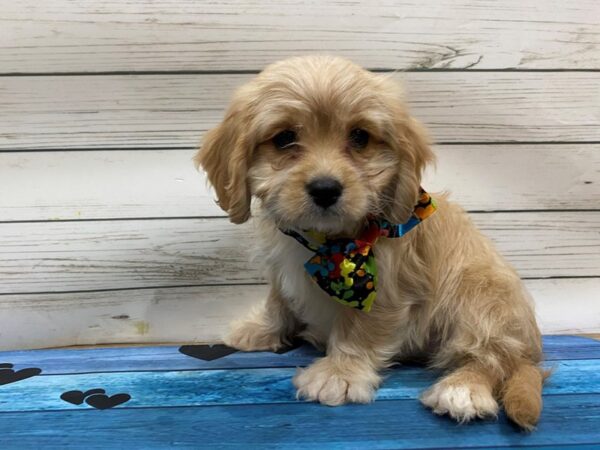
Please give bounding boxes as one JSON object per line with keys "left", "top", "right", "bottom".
{"left": 195, "top": 55, "right": 434, "bottom": 233}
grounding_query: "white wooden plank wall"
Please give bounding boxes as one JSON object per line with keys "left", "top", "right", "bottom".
{"left": 0, "top": 0, "right": 598, "bottom": 350}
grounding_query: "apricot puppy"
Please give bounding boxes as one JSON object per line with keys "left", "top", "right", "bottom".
{"left": 196, "top": 55, "right": 544, "bottom": 430}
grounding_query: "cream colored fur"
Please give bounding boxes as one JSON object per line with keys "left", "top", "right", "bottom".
{"left": 195, "top": 55, "right": 544, "bottom": 430}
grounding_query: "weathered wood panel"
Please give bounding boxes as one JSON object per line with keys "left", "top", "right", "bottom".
{"left": 1, "top": 145, "right": 598, "bottom": 221}
{"left": 2, "top": 72, "right": 599, "bottom": 150}
{"left": 0, "top": 214, "right": 597, "bottom": 294}
{"left": 0, "top": 213, "right": 597, "bottom": 292}
{"left": 0, "top": 285, "right": 264, "bottom": 350}
{"left": 1, "top": 0, "right": 598, "bottom": 353}
{"left": 1, "top": 0, "right": 599, "bottom": 72}
{"left": 0, "top": 279, "right": 597, "bottom": 350}
{"left": 0, "top": 218, "right": 259, "bottom": 292}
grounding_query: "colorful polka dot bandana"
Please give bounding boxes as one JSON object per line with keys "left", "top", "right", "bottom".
{"left": 281, "top": 188, "right": 436, "bottom": 312}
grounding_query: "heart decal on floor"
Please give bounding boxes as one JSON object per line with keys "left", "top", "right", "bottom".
{"left": 85, "top": 393, "right": 131, "bottom": 410}
{"left": 0, "top": 363, "right": 42, "bottom": 386}
{"left": 61, "top": 389, "right": 131, "bottom": 409}
{"left": 179, "top": 340, "right": 307, "bottom": 361}
{"left": 179, "top": 344, "right": 238, "bottom": 361}
{"left": 61, "top": 389, "right": 106, "bottom": 405}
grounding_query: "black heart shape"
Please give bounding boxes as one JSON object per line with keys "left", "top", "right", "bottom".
{"left": 0, "top": 367, "right": 42, "bottom": 386}
{"left": 179, "top": 344, "right": 238, "bottom": 361}
{"left": 61, "top": 389, "right": 106, "bottom": 405}
{"left": 85, "top": 393, "right": 131, "bottom": 410}
{"left": 0, "top": 363, "right": 13, "bottom": 369}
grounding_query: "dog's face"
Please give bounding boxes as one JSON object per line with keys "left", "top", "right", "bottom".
{"left": 196, "top": 56, "right": 434, "bottom": 233}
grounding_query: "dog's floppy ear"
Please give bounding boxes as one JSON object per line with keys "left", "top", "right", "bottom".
{"left": 195, "top": 103, "right": 253, "bottom": 224}
{"left": 388, "top": 115, "right": 436, "bottom": 223}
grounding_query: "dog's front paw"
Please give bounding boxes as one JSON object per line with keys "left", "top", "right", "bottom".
{"left": 420, "top": 380, "right": 499, "bottom": 423}
{"left": 293, "top": 357, "right": 380, "bottom": 406}
{"left": 224, "top": 319, "right": 285, "bottom": 352}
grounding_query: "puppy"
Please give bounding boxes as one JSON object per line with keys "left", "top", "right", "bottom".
{"left": 195, "top": 55, "right": 544, "bottom": 430}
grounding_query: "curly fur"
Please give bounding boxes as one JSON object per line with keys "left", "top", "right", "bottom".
{"left": 195, "top": 55, "right": 544, "bottom": 430}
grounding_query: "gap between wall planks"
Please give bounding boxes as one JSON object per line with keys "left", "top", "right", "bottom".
{"left": 0, "top": 279, "right": 597, "bottom": 350}
{"left": 1, "top": 72, "right": 600, "bottom": 150}
{"left": 1, "top": 0, "right": 599, "bottom": 72}
{"left": 0, "top": 145, "right": 598, "bottom": 221}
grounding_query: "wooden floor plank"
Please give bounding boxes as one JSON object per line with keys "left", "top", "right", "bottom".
{"left": 1, "top": 336, "right": 598, "bottom": 375}
{"left": 0, "top": 395, "right": 599, "bottom": 449}
{"left": 0, "top": 344, "right": 320, "bottom": 374}
{"left": 1, "top": 337, "right": 599, "bottom": 448}
{"left": 1, "top": 359, "right": 599, "bottom": 412}
{"left": 542, "top": 335, "right": 600, "bottom": 360}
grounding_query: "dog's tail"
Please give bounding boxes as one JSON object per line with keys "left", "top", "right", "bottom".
{"left": 501, "top": 362, "right": 546, "bottom": 431}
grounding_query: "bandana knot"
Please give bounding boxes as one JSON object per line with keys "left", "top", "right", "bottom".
{"left": 281, "top": 188, "right": 436, "bottom": 312}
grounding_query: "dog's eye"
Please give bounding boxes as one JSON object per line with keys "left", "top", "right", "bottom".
{"left": 272, "top": 129, "right": 297, "bottom": 150}
{"left": 348, "top": 128, "right": 369, "bottom": 150}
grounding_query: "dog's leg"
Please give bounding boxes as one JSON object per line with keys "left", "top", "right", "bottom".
{"left": 224, "top": 284, "right": 298, "bottom": 352}
{"left": 293, "top": 308, "right": 391, "bottom": 406}
{"left": 420, "top": 362, "right": 500, "bottom": 423}
{"left": 420, "top": 260, "right": 543, "bottom": 428}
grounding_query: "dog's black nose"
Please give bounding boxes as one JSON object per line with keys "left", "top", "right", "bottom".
{"left": 306, "top": 177, "right": 343, "bottom": 208}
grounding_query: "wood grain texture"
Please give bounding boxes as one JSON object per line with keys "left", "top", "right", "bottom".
{"left": 0, "top": 395, "right": 598, "bottom": 449}
{"left": 543, "top": 335, "right": 600, "bottom": 360}
{"left": 1, "top": 0, "right": 599, "bottom": 72}
{"left": 1, "top": 144, "right": 598, "bottom": 221}
{"left": 1, "top": 335, "right": 597, "bottom": 375}
{"left": 2, "top": 72, "right": 599, "bottom": 150}
{"left": 0, "top": 359, "right": 598, "bottom": 412}
{"left": 0, "top": 279, "right": 598, "bottom": 350}
{"left": 0, "top": 213, "right": 597, "bottom": 294}
{"left": 0, "top": 285, "right": 266, "bottom": 350}
{"left": 1, "top": 0, "right": 599, "bottom": 353}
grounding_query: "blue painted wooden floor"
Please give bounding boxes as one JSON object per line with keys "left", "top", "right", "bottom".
{"left": 1, "top": 336, "right": 599, "bottom": 449}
